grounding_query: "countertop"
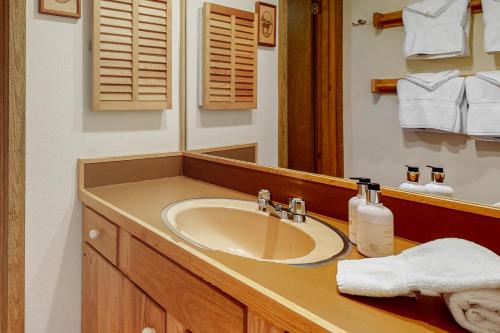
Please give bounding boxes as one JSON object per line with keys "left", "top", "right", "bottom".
{"left": 84, "top": 176, "right": 465, "bottom": 333}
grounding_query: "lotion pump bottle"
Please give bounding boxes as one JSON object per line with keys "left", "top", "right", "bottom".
{"left": 357, "top": 183, "right": 394, "bottom": 258}
{"left": 424, "top": 166, "right": 455, "bottom": 197}
{"left": 348, "top": 177, "right": 371, "bottom": 244}
{"left": 399, "top": 165, "right": 427, "bottom": 194}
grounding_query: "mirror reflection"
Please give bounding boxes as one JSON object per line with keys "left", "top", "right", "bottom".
{"left": 185, "top": 0, "right": 500, "bottom": 208}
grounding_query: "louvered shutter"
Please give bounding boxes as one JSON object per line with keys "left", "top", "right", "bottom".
{"left": 201, "top": 3, "right": 258, "bottom": 110}
{"left": 93, "top": 0, "right": 172, "bottom": 111}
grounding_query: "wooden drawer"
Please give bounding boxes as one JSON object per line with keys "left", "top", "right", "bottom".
{"left": 83, "top": 207, "right": 118, "bottom": 265}
{"left": 124, "top": 236, "right": 246, "bottom": 333}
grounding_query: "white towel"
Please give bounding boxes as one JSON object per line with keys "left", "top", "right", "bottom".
{"left": 444, "top": 290, "right": 500, "bottom": 333}
{"left": 337, "top": 238, "right": 500, "bottom": 298}
{"left": 403, "top": 0, "right": 471, "bottom": 59}
{"left": 482, "top": 0, "right": 500, "bottom": 53}
{"left": 398, "top": 76, "right": 467, "bottom": 133}
{"left": 406, "top": 70, "right": 460, "bottom": 90}
{"left": 493, "top": 202, "right": 500, "bottom": 208}
{"left": 465, "top": 72, "right": 500, "bottom": 141}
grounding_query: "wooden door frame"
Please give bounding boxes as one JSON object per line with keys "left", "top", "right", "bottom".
{"left": 1, "top": 0, "right": 26, "bottom": 332}
{"left": 278, "top": 0, "right": 343, "bottom": 177}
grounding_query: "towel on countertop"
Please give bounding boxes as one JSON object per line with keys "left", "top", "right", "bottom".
{"left": 406, "top": 70, "right": 460, "bottom": 90}
{"left": 398, "top": 75, "right": 467, "bottom": 133}
{"left": 337, "top": 239, "right": 500, "bottom": 333}
{"left": 465, "top": 71, "right": 500, "bottom": 141}
{"left": 337, "top": 238, "right": 500, "bottom": 298}
{"left": 482, "top": 0, "right": 500, "bottom": 53}
{"left": 403, "top": 0, "right": 471, "bottom": 59}
{"left": 444, "top": 290, "right": 500, "bottom": 333}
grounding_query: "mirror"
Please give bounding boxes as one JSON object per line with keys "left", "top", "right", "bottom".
{"left": 184, "top": 0, "right": 500, "bottom": 209}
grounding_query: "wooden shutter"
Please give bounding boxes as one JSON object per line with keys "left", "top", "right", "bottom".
{"left": 93, "top": 0, "right": 172, "bottom": 111}
{"left": 201, "top": 3, "right": 258, "bottom": 110}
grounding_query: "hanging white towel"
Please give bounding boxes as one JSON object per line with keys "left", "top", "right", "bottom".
{"left": 406, "top": 70, "right": 460, "bottom": 90}
{"left": 444, "top": 289, "right": 500, "bottom": 333}
{"left": 337, "top": 238, "right": 500, "bottom": 298}
{"left": 482, "top": 0, "right": 500, "bottom": 53}
{"left": 465, "top": 71, "right": 500, "bottom": 141}
{"left": 397, "top": 75, "right": 467, "bottom": 133}
{"left": 403, "top": 0, "right": 471, "bottom": 59}
{"left": 337, "top": 239, "right": 500, "bottom": 333}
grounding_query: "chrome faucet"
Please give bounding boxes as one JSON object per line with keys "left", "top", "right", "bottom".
{"left": 257, "top": 189, "right": 307, "bottom": 223}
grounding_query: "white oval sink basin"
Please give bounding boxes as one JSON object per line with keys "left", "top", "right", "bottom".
{"left": 161, "top": 198, "right": 349, "bottom": 265}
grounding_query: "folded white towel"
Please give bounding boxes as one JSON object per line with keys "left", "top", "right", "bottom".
{"left": 398, "top": 76, "right": 467, "bottom": 133}
{"left": 465, "top": 72, "right": 500, "bottom": 141}
{"left": 403, "top": 0, "right": 471, "bottom": 59}
{"left": 405, "top": 0, "right": 457, "bottom": 17}
{"left": 337, "top": 238, "right": 500, "bottom": 298}
{"left": 493, "top": 202, "right": 500, "bottom": 208}
{"left": 482, "top": 0, "right": 500, "bottom": 53}
{"left": 444, "top": 289, "right": 500, "bottom": 333}
{"left": 406, "top": 70, "right": 461, "bottom": 90}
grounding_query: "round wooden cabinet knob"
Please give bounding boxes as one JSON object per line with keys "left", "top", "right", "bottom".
{"left": 88, "top": 229, "right": 100, "bottom": 240}
{"left": 141, "top": 328, "right": 156, "bottom": 333}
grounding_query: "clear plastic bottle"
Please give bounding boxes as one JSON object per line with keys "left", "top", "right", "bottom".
{"left": 348, "top": 177, "right": 371, "bottom": 245}
{"left": 357, "top": 183, "right": 394, "bottom": 258}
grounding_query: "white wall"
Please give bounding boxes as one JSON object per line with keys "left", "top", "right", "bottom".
{"left": 25, "top": 1, "right": 181, "bottom": 332}
{"left": 343, "top": 0, "right": 500, "bottom": 205}
{"left": 186, "top": 0, "right": 279, "bottom": 166}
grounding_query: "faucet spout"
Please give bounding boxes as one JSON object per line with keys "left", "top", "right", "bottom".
{"left": 257, "top": 189, "right": 307, "bottom": 223}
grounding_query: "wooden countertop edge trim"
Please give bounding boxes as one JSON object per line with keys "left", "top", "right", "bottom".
{"left": 183, "top": 152, "right": 500, "bottom": 219}
{"left": 78, "top": 151, "right": 183, "bottom": 165}
{"left": 79, "top": 188, "right": 342, "bottom": 333}
{"left": 189, "top": 142, "right": 258, "bottom": 154}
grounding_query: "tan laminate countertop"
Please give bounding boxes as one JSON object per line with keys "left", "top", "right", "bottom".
{"left": 85, "top": 176, "right": 465, "bottom": 333}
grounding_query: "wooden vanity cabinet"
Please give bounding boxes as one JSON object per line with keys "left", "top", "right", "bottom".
{"left": 83, "top": 244, "right": 166, "bottom": 333}
{"left": 82, "top": 207, "right": 284, "bottom": 333}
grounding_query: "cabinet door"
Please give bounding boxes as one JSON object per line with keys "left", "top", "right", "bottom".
{"left": 83, "top": 244, "right": 166, "bottom": 333}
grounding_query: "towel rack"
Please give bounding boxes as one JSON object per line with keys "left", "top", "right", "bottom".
{"left": 372, "top": 74, "right": 476, "bottom": 94}
{"left": 373, "top": 0, "right": 483, "bottom": 29}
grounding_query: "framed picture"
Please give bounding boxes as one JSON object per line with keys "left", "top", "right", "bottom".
{"left": 255, "top": 2, "right": 277, "bottom": 47}
{"left": 39, "top": 0, "right": 81, "bottom": 19}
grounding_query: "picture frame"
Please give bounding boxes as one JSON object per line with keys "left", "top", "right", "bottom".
{"left": 255, "top": 2, "right": 277, "bottom": 47}
{"left": 39, "top": 0, "right": 81, "bottom": 19}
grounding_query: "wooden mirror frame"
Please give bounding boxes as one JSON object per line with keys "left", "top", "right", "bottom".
{"left": 1, "top": 0, "right": 26, "bottom": 332}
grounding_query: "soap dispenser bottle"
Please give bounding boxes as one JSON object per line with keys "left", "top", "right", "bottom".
{"left": 357, "top": 183, "right": 394, "bottom": 258}
{"left": 424, "top": 166, "right": 455, "bottom": 197}
{"left": 399, "top": 165, "right": 427, "bottom": 194}
{"left": 348, "top": 177, "right": 371, "bottom": 245}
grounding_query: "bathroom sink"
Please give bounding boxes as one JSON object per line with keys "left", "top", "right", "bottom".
{"left": 161, "top": 198, "right": 350, "bottom": 265}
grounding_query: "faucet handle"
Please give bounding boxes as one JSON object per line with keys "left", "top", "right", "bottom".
{"left": 258, "top": 189, "right": 271, "bottom": 201}
{"left": 289, "top": 198, "right": 306, "bottom": 222}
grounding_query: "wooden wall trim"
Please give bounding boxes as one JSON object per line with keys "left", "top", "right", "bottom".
{"left": 183, "top": 153, "right": 500, "bottom": 254}
{"left": 0, "top": 0, "right": 26, "bottom": 332}
{"left": 278, "top": 0, "right": 288, "bottom": 168}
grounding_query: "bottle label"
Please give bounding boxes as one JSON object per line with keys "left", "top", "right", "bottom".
{"left": 357, "top": 219, "right": 394, "bottom": 257}
{"left": 348, "top": 205, "right": 358, "bottom": 243}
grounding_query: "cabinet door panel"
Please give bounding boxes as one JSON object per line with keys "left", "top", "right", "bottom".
{"left": 83, "top": 244, "right": 166, "bottom": 333}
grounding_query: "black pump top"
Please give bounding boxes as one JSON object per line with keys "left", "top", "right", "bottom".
{"left": 367, "top": 183, "right": 381, "bottom": 191}
{"left": 350, "top": 177, "right": 371, "bottom": 184}
{"left": 405, "top": 165, "right": 419, "bottom": 173}
{"left": 427, "top": 165, "right": 444, "bottom": 173}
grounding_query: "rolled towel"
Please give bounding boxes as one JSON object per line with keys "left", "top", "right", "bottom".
{"left": 482, "top": 0, "right": 500, "bottom": 53}
{"left": 403, "top": 0, "right": 471, "bottom": 59}
{"left": 406, "top": 70, "right": 460, "bottom": 90}
{"left": 398, "top": 75, "right": 467, "bottom": 133}
{"left": 444, "top": 289, "right": 500, "bottom": 333}
{"left": 337, "top": 238, "right": 500, "bottom": 297}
